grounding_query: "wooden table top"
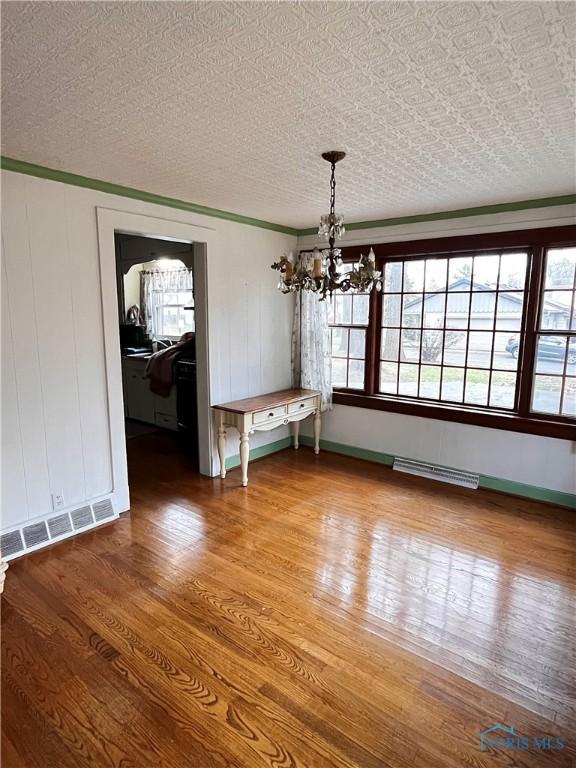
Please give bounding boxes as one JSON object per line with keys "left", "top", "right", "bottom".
{"left": 213, "top": 388, "right": 320, "bottom": 414}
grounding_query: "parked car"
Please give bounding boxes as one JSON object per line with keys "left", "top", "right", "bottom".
{"left": 506, "top": 335, "right": 576, "bottom": 363}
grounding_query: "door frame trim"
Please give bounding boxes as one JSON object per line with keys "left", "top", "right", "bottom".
{"left": 96, "top": 207, "right": 214, "bottom": 514}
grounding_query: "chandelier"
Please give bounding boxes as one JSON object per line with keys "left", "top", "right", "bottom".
{"left": 272, "top": 151, "right": 382, "bottom": 300}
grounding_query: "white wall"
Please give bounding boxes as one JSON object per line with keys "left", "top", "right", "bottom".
{"left": 299, "top": 203, "right": 576, "bottom": 496}
{"left": 1, "top": 170, "right": 295, "bottom": 532}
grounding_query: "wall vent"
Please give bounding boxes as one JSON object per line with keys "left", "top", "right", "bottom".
{"left": 92, "top": 498, "right": 114, "bottom": 522}
{"left": 1, "top": 498, "right": 118, "bottom": 562}
{"left": 1, "top": 530, "right": 24, "bottom": 558}
{"left": 71, "top": 506, "right": 94, "bottom": 530}
{"left": 393, "top": 458, "right": 479, "bottom": 489}
{"left": 47, "top": 513, "right": 73, "bottom": 539}
{"left": 22, "top": 521, "right": 50, "bottom": 548}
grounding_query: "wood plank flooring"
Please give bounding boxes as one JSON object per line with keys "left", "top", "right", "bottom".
{"left": 2, "top": 433, "right": 575, "bottom": 767}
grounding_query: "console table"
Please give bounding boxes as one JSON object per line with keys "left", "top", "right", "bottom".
{"left": 212, "top": 388, "right": 321, "bottom": 486}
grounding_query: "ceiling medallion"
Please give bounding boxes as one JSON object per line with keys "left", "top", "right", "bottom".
{"left": 272, "top": 151, "right": 381, "bottom": 300}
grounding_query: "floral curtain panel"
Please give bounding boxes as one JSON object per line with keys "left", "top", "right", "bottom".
{"left": 140, "top": 267, "right": 193, "bottom": 339}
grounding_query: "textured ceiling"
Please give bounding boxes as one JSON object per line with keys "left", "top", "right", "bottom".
{"left": 2, "top": 1, "right": 575, "bottom": 228}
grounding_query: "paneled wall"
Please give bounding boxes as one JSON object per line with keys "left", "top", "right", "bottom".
{"left": 298, "top": 204, "right": 576, "bottom": 496}
{"left": 1, "top": 170, "right": 295, "bottom": 532}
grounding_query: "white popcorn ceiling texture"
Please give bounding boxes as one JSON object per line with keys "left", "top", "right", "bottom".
{"left": 2, "top": 1, "right": 575, "bottom": 228}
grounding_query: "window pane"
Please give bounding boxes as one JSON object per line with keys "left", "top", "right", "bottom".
{"left": 380, "top": 362, "right": 398, "bottom": 394}
{"left": 349, "top": 328, "right": 366, "bottom": 359}
{"left": 404, "top": 260, "right": 425, "bottom": 292}
{"left": 441, "top": 367, "right": 464, "bottom": 402}
{"left": 532, "top": 375, "right": 562, "bottom": 414}
{"left": 402, "top": 294, "right": 422, "bottom": 327}
{"left": 535, "top": 335, "right": 566, "bottom": 374}
{"left": 495, "top": 291, "right": 524, "bottom": 330}
{"left": 541, "top": 291, "right": 572, "bottom": 330}
{"left": 348, "top": 359, "right": 365, "bottom": 390}
{"left": 467, "top": 332, "right": 493, "bottom": 369}
{"left": 443, "top": 331, "right": 467, "bottom": 366}
{"left": 384, "top": 262, "right": 403, "bottom": 292}
{"left": 473, "top": 254, "right": 499, "bottom": 286}
{"left": 470, "top": 291, "right": 496, "bottom": 327}
{"left": 422, "top": 293, "right": 447, "bottom": 328}
{"left": 421, "top": 329, "right": 445, "bottom": 364}
{"left": 334, "top": 294, "right": 352, "bottom": 325}
{"left": 425, "top": 259, "right": 447, "bottom": 292}
{"left": 381, "top": 294, "right": 401, "bottom": 326}
{"left": 398, "top": 364, "right": 418, "bottom": 396}
{"left": 493, "top": 332, "right": 519, "bottom": 371}
{"left": 352, "top": 294, "right": 369, "bottom": 325}
{"left": 401, "top": 329, "right": 420, "bottom": 362}
{"left": 448, "top": 257, "right": 472, "bottom": 289}
{"left": 568, "top": 337, "right": 576, "bottom": 374}
{"left": 331, "top": 328, "right": 349, "bottom": 358}
{"left": 499, "top": 253, "right": 527, "bottom": 289}
{"left": 489, "top": 371, "right": 516, "bottom": 409}
{"left": 464, "top": 369, "right": 490, "bottom": 406}
{"left": 545, "top": 247, "right": 576, "bottom": 290}
{"left": 332, "top": 358, "right": 347, "bottom": 388}
{"left": 562, "top": 378, "right": 576, "bottom": 416}
{"left": 419, "top": 366, "right": 441, "bottom": 399}
{"left": 381, "top": 328, "right": 400, "bottom": 362}
{"left": 445, "top": 293, "right": 470, "bottom": 328}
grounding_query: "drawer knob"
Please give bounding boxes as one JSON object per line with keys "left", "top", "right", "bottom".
{"left": 268, "top": 412, "right": 274, "bottom": 418}
{"left": 300, "top": 403, "right": 305, "bottom": 408}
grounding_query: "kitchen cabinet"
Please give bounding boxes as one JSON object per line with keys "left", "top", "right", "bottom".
{"left": 122, "top": 356, "right": 177, "bottom": 430}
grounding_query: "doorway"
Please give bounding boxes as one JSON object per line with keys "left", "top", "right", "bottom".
{"left": 116, "top": 233, "right": 199, "bottom": 469}
{"left": 96, "top": 207, "right": 212, "bottom": 518}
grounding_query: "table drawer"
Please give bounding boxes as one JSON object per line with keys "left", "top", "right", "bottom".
{"left": 253, "top": 405, "right": 287, "bottom": 425}
{"left": 287, "top": 397, "right": 316, "bottom": 415}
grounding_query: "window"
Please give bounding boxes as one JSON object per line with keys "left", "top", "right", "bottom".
{"left": 331, "top": 226, "right": 576, "bottom": 439}
{"left": 378, "top": 251, "right": 528, "bottom": 410}
{"left": 328, "top": 292, "right": 369, "bottom": 389}
{"left": 141, "top": 266, "right": 194, "bottom": 340}
{"left": 531, "top": 247, "right": 576, "bottom": 417}
{"left": 153, "top": 290, "right": 194, "bottom": 338}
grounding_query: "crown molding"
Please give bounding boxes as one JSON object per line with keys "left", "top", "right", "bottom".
{"left": 2, "top": 155, "right": 575, "bottom": 238}
{"left": 296, "top": 195, "right": 576, "bottom": 236}
{"left": 0, "top": 156, "right": 299, "bottom": 236}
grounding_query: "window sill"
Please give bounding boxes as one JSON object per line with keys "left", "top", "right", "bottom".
{"left": 332, "top": 392, "right": 576, "bottom": 440}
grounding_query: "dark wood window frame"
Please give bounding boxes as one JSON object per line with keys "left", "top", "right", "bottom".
{"left": 332, "top": 225, "right": 576, "bottom": 440}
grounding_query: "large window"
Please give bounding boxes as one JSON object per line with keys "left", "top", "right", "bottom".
{"left": 331, "top": 227, "right": 576, "bottom": 439}
{"left": 378, "top": 251, "right": 528, "bottom": 410}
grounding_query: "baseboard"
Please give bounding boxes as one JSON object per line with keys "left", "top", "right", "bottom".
{"left": 299, "top": 436, "right": 575, "bottom": 509}
{"left": 225, "top": 436, "right": 293, "bottom": 470}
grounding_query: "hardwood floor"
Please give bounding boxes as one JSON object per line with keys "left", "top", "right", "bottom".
{"left": 2, "top": 433, "right": 575, "bottom": 767}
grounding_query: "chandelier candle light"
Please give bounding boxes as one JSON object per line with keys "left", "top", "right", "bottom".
{"left": 272, "top": 151, "right": 382, "bottom": 300}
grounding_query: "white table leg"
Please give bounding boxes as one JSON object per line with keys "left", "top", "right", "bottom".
{"left": 314, "top": 409, "right": 321, "bottom": 455}
{"left": 217, "top": 423, "right": 227, "bottom": 479}
{"left": 240, "top": 432, "right": 250, "bottom": 486}
{"left": 291, "top": 420, "right": 300, "bottom": 450}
